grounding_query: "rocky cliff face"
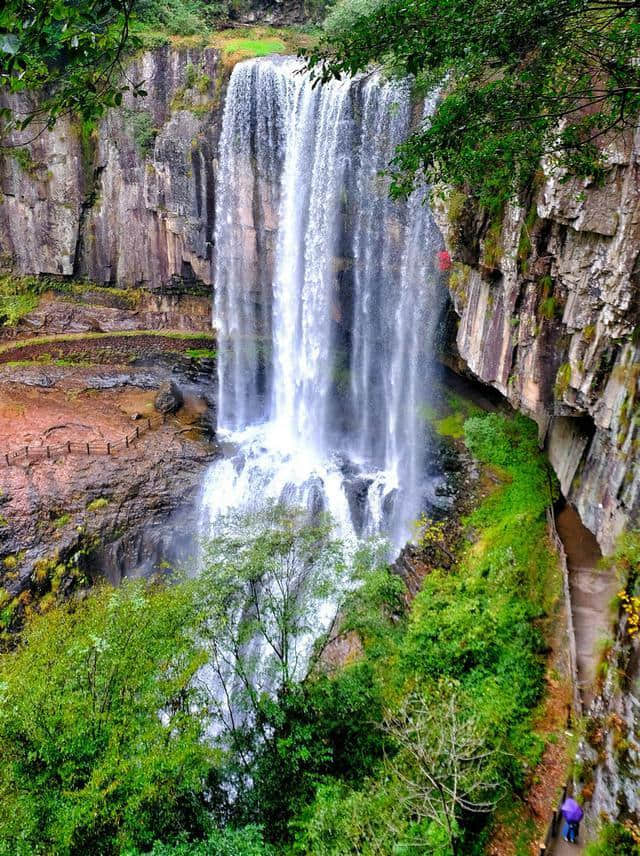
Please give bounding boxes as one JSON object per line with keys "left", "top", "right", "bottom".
{"left": 434, "top": 138, "right": 640, "bottom": 833}
{"left": 0, "top": 45, "right": 224, "bottom": 290}
{"left": 228, "top": 0, "right": 324, "bottom": 25}
{"left": 579, "top": 609, "right": 640, "bottom": 828}
{"left": 434, "top": 129, "right": 640, "bottom": 555}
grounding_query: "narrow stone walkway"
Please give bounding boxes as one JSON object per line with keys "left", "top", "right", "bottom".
{"left": 556, "top": 505, "right": 618, "bottom": 710}
{"left": 552, "top": 837, "right": 581, "bottom": 856}
{"left": 546, "top": 505, "right": 619, "bottom": 855}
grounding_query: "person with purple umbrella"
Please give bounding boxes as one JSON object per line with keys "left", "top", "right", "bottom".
{"left": 561, "top": 796, "right": 584, "bottom": 843}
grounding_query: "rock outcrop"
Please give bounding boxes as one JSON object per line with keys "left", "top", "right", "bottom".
{"left": 579, "top": 609, "right": 640, "bottom": 829}
{"left": 155, "top": 379, "right": 184, "bottom": 413}
{"left": 435, "top": 128, "right": 640, "bottom": 554}
{"left": 228, "top": 0, "right": 324, "bottom": 25}
{"left": 0, "top": 45, "right": 224, "bottom": 290}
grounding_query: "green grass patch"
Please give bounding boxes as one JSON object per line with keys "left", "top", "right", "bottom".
{"left": 0, "top": 329, "right": 214, "bottom": 356}
{"left": 0, "top": 276, "right": 43, "bottom": 326}
{"left": 0, "top": 275, "right": 145, "bottom": 325}
{"left": 423, "top": 385, "right": 484, "bottom": 438}
{"left": 221, "top": 36, "right": 286, "bottom": 57}
{"left": 0, "top": 293, "right": 39, "bottom": 326}
{"left": 185, "top": 347, "right": 217, "bottom": 359}
{"left": 86, "top": 498, "right": 109, "bottom": 512}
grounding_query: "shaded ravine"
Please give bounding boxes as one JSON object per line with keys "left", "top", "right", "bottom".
{"left": 545, "top": 505, "right": 618, "bottom": 853}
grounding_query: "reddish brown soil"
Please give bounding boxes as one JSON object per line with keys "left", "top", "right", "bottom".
{"left": 0, "top": 332, "right": 213, "bottom": 365}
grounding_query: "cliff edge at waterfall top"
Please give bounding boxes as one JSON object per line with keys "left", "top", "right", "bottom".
{"left": 0, "top": 0, "right": 640, "bottom": 853}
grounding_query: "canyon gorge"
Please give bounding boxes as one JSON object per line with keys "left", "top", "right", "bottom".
{"left": 0, "top": 20, "right": 639, "bottom": 852}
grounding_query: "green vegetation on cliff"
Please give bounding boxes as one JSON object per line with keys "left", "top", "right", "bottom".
{"left": 585, "top": 821, "right": 640, "bottom": 855}
{"left": 0, "top": 413, "right": 560, "bottom": 855}
{"left": 306, "top": 0, "right": 640, "bottom": 208}
{"left": 1, "top": 0, "right": 143, "bottom": 136}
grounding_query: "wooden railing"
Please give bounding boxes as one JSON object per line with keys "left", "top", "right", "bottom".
{"left": 2, "top": 413, "right": 167, "bottom": 466}
{"left": 547, "top": 506, "right": 583, "bottom": 716}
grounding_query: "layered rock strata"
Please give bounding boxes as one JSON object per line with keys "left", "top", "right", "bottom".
{"left": 434, "top": 128, "right": 640, "bottom": 554}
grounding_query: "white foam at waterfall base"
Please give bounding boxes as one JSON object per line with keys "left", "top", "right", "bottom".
{"left": 200, "top": 422, "right": 357, "bottom": 542}
{"left": 199, "top": 58, "right": 444, "bottom": 710}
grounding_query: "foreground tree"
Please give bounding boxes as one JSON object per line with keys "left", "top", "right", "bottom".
{"left": 306, "top": 0, "right": 640, "bottom": 208}
{"left": 199, "top": 504, "right": 348, "bottom": 734}
{"left": 0, "top": 580, "right": 216, "bottom": 854}
{"left": 384, "top": 683, "right": 504, "bottom": 855}
{"left": 0, "top": 0, "right": 142, "bottom": 141}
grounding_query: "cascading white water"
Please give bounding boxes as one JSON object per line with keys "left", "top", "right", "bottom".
{"left": 202, "top": 56, "right": 443, "bottom": 550}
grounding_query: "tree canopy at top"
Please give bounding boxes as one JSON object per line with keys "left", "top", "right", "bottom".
{"left": 307, "top": 0, "right": 640, "bottom": 207}
{"left": 0, "top": 0, "right": 142, "bottom": 142}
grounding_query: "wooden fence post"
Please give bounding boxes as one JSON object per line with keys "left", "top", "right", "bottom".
{"left": 106, "top": 443, "right": 111, "bottom": 456}
{"left": 125, "top": 435, "right": 129, "bottom": 448}
{"left": 136, "top": 426, "right": 139, "bottom": 439}
{"left": 46, "top": 446, "right": 50, "bottom": 459}
{"left": 25, "top": 446, "right": 28, "bottom": 458}
{"left": 67, "top": 441, "right": 71, "bottom": 453}
{"left": 5, "top": 453, "right": 9, "bottom": 466}
{"left": 86, "top": 443, "right": 90, "bottom": 455}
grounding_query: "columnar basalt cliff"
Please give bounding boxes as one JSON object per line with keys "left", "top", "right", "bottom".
{"left": 433, "top": 143, "right": 640, "bottom": 831}
{"left": 434, "top": 129, "right": 640, "bottom": 556}
{"left": 0, "top": 45, "right": 224, "bottom": 290}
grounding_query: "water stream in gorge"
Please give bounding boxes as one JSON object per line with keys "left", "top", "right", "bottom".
{"left": 200, "top": 56, "right": 445, "bottom": 552}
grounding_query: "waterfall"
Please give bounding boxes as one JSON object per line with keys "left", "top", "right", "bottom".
{"left": 202, "top": 57, "right": 443, "bottom": 550}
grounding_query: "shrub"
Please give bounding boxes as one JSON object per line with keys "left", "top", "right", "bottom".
{"left": 147, "top": 826, "right": 275, "bottom": 855}
{"left": 87, "top": 497, "right": 109, "bottom": 512}
{"left": 0, "top": 580, "right": 216, "bottom": 853}
{"left": 584, "top": 822, "right": 640, "bottom": 856}
{"left": 135, "top": 0, "right": 227, "bottom": 34}
{"left": 124, "top": 109, "right": 158, "bottom": 158}
{"left": 292, "top": 413, "right": 558, "bottom": 853}
{"left": 555, "top": 362, "right": 572, "bottom": 398}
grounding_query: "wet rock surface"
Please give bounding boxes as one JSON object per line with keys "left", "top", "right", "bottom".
{"left": 1, "top": 291, "right": 213, "bottom": 340}
{"left": 155, "top": 380, "right": 185, "bottom": 414}
{"left": 0, "top": 366, "right": 217, "bottom": 588}
{"left": 0, "top": 288, "right": 218, "bottom": 611}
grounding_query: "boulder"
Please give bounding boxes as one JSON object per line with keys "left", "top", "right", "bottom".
{"left": 154, "top": 380, "right": 183, "bottom": 414}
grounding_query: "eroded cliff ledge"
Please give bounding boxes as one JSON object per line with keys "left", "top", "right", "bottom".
{"left": 434, "top": 131, "right": 640, "bottom": 554}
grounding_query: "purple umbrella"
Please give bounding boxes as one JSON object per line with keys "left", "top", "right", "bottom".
{"left": 561, "top": 797, "right": 583, "bottom": 823}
